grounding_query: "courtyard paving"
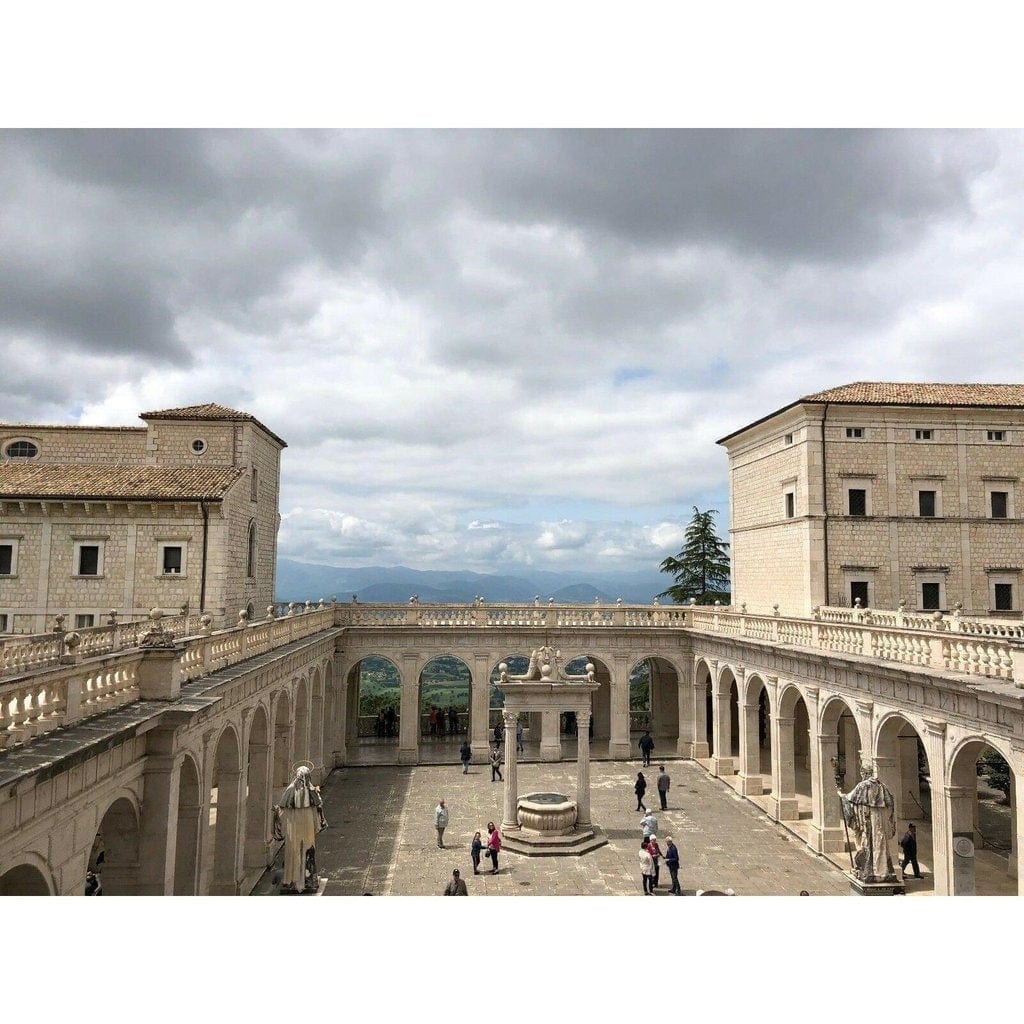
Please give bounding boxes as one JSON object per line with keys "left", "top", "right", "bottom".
{"left": 258, "top": 758, "right": 853, "bottom": 896}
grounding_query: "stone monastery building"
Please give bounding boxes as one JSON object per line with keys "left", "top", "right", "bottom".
{"left": 0, "top": 404, "right": 285, "bottom": 635}
{"left": 720, "top": 382, "right": 1024, "bottom": 619}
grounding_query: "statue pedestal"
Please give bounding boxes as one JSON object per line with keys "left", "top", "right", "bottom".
{"left": 849, "top": 876, "right": 905, "bottom": 896}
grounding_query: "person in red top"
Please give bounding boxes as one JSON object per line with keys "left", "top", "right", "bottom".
{"left": 486, "top": 821, "right": 502, "bottom": 874}
{"left": 646, "top": 835, "right": 663, "bottom": 890}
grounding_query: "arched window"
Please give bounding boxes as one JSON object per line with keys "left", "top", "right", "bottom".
{"left": 4, "top": 439, "right": 39, "bottom": 460}
{"left": 246, "top": 521, "right": 256, "bottom": 578}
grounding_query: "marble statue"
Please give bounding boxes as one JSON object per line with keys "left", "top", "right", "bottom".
{"left": 837, "top": 756, "right": 898, "bottom": 884}
{"left": 273, "top": 765, "right": 328, "bottom": 893}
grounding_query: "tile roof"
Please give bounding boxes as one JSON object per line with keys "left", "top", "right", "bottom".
{"left": 799, "top": 382, "right": 1024, "bottom": 407}
{"left": 140, "top": 404, "right": 287, "bottom": 447}
{"left": 0, "top": 464, "right": 242, "bottom": 501}
{"left": 718, "top": 381, "right": 1024, "bottom": 445}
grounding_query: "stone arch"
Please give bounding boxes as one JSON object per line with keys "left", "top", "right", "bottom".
{"left": 820, "top": 695, "right": 862, "bottom": 790}
{"left": 210, "top": 723, "right": 243, "bottom": 895}
{"left": 738, "top": 672, "right": 772, "bottom": 796}
{"left": 173, "top": 752, "right": 202, "bottom": 895}
{"left": 947, "top": 735, "right": 1018, "bottom": 895}
{"left": 0, "top": 853, "right": 55, "bottom": 895}
{"left": 564, "top": 653, "right": 613, "bottom": 742}
{"left": 346, "top": 654, "right": 401, "bottom": 744}
{"left": 627, "top": 654, "right": 683, "bottom": 749}
{"left": 693, "top": 657, "right": 714, "bottom": 758}
{"left": 272, "top": 689, "right": 293, "bottom": 788}
{"left": 93, "top": 792, "right": 142, "bottom": 895}
{"left": 309, "top": 666, "right": 325, "bottom": 772}
{"left": 775, "top": 683, "right": 812, "bottom": 822}
{"left": 710, "top": 664, "right": 738, "bottom": 775}
{"left": 419, "top": 653, "right": 472, "bottom": 741}
{"left": 244, "top": 702, "right": 272, "bottom": 880}
{"left": 293, "top": 675, "right": 310, "bottom": 764}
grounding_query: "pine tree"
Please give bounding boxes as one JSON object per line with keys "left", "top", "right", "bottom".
{"left": 658, "top": 507, "right": 731, "bottom": 604}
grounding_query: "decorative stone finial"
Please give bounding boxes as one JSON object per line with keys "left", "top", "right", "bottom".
{"left": 266, "top": 605, "right": 276, "bottom": 620}
{"left": 52, "top": 614, "right": 66, "bottom": 634}
{"left": 331, "top": 595, "right": 337, "bottom": 606}
{"left": 616, "top": 597, "right": 623, "bottom": 605}
{"left": 149, "top": 607, "right": 163, "bottom": 623}
{"left": 534, "top": 595, "right": 540, "bottom": 606}
{"left": 812, "top": 605, "right": 820, "bottom": 619}
{"left": 304, "top": 600, "right": 312, "bottom": 612}
{"left": 714, "top": 600, "right": 722, "bottom": 607}
{"left": 200, "top": 613, "right": 213, "bottom": 634}
{"left": 653, "top": 598, "right": 659, "bottom": 606}
{"left": 689, "top": 597, "right": 697, "bottom": 606}
{"left": 898, "top": 598, "right": 907, "bottom": 610}
{"left": 351, "top": 593, "right": 358, "bottom": 603}
{"left": 64, "top": 630, "right": 81, "bottom": 650}
{"left": 548, "top": 597, "right": 555, "bottom": 605}
{"left": 238, "top": 608, "right": 250, "bottom": 626}
{"left": 853, "top": 597, "right": 862, "bottom": 609}
{"left": 287, "top": 602, "right": 297, "bottom": 616}
{"left": 107, "top": 609, "right": 119, "bottom": 625}
{"left": 740, "top": 602, "right": 747, "bottom": 614}
{"left": 772, "top": 603, "right": 780, "bottom": 616}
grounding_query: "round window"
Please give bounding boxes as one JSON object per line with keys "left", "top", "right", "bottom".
{"left": 4, "top": 440, "right": 39, "bottom": 459}
{"left": 191, "top": 439, "right": 207, "bottom": 455}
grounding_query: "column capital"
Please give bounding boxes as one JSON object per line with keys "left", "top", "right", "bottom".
{"left": 854, "top": 698, "right": 874, "bottom": 716}
{"left": 765, "top": 674, "right": 779, "bottom": 686}
{"left": 502, "top": 709, "right": 520, "bottom": 728}
{"left": 922, "top": 718, "right": 948, "bottom": 738}
{"left": 741, "top": 703, "right": 759, "bottom": 713}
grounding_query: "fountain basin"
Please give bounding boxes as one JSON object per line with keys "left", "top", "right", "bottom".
{"left": 517, "top": 793, "right": 577, "bottom": 835}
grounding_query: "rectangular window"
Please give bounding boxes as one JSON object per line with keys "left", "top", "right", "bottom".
{"left": 988, "top": 430, "right": 1005, "bottom": 442}
{"left": 250, "top": 467, "right": 259, "bottom": 501}
{"left": 75, "top": 613, "right": 96, "bottom": 629}
{"left": 921, "top": 582, "right": 941, "bottom": 610}
{"left": 0, "top": 543, "right": 12, "bottom": 575}
{"left": 0, "top": 613, "right": 8, "bottom": 633}
{"left": 994, "top": 583, "right": 1014, "bottom": 611}
{"left": 915, "top": 429, "right": 933, "bottom": 440}
{"left": 991, "top": 491, "right": 1009, "bottom": 519}
{"left": 850, "top": 581, "right": 869, "bottom": 607}
{"left": 846, "top": 427, "right": 864, "bottom": 439}
{"left": 848, "top": 489, "right": 867, "bottom": 516}
{"left": 918, "top": 490, "right": 936, "bottom": 517}
{"left": 784, "top": 492, "right": 795, "bottom": 519}
{"left": 77, "top": 545, "right": 100, "bottom": 576}
{"left": 162, "top": 545, "right": 183, "bottom": 574}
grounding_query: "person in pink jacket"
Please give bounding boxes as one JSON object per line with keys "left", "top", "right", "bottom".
{"left": 486, "top": 821, "right": 502, "bottom": 874}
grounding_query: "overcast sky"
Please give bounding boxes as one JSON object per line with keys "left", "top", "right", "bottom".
{"left": 3, "top": 129, "right": 1024, "bottom": 574}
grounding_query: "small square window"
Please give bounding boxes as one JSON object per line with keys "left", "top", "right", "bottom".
{"left": 921, "top": 582, "right": 941, "bottom": 610}
{"left": 846, "top": 427, "right": 864, "bottom": 439}
{"left": 991, "top": 491, "right": 1009, "bottom": 519}
{"left": 988, "top": 430, "right": 1005, "bottom": 442}
{"left": 784, "top": 492, "right": 795, "bottom": 519}
{"left": 918, "top": 490, "right": 936, "bottom": 517}
{"left": 850, "top": 581, "right": 869, "bottom": 607}
{"left": 784, "top": 433, "right": 793, "bottom": 446}
{"left": 162, "top": 546, "right": 183, "bottom": 574}
{"left": 915, "top": 429, "right": 933, "bottom": 441}
{"left": 77, "top": 545, "right": 100, "bottom": 576}
{"left": 75, "top": 613, "right": 96, "bottom": 629}
{"left": 848, "top": 489, "right": 867, "bottom": 516}
{"left": 994, "top": 583, "right": 1014, "bottom": 611}
{"left": 0, "top": 543, "right": 13, "bottom": 575}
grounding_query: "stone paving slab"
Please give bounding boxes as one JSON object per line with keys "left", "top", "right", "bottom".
{"left": 259, "top": 759, "right": 851, "bottom": 896}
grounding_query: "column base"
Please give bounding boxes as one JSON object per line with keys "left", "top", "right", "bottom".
{"left": 470, "top": 741, "right": 490, "bottom": 758}
{"left": 711, "top": 756, "right": 734, "bottom": 777}
{"left": 398, "top": 747, "right": 418, "bottom": 765}
{"left": 690, "top": 741, "right": 710, "bottom": 759}
{"left": 330, "top": 748, "right": 346, "bottom": 768}
{"left": 772, "top": 796, "right": 800, "bottom": 821}
{"left": 607, "top": 741, "right": 630, "bottom": 759}
{"left": 809, "top": 824, "right": 847, "bottom": 854}
{"left": 738, "top": 773, "right": 763, "bottom": 796}
{"left": 539, "top": 744, "right": 561, "bottom": 762}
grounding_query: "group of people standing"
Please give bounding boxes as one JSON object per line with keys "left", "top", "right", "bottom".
{"left": 634, "top": 758, "right": 681, "bottom": 894}
{"left": 374, "top": 707, "right": 398, "bottom": 738}
{"left": 435, "top": 798, "right": 502, "bottom": 893}
{"left": 427, "top": 705, "right": 462, "bottom": 737}
{"left": 634, "top": 764, "right": 671, "bottom": 811}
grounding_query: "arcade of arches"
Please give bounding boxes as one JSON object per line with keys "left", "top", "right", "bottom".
{"left": 1, "top": 620, "right": 1022, "bottom": 896}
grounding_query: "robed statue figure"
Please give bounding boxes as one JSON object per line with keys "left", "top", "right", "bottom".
{"left": 838, "top": 756, "right": 898, "bottom": 884}
{"left": 273, "top": 765, "right": 328, "bottom": 893}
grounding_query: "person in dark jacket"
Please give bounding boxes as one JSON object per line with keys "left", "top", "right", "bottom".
{"left": 470, "top": 831, "right": 483, "bottom": 874}
{"left": 899, "top": 822, "right": 922, "bottom": 879}
{"left": 665, "top": 836, "right": 681, "bottom": 894}
{"left": 443, "top": 868, "right": 468, "bottom": 895}
{"left": 460, "top": 740, "right": 472, "bottom": 774}
{"left": 634, "top": 771, "right": 648, "bottom": 812}
{"left": 639, "top": 731, "right": 655, "bottom": 767}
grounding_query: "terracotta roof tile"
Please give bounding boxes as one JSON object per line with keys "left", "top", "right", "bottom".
{"left": 799, "top": 382, "right": 1024, "bottom": 407}
{"left": 0, "top": 464, "right": 242, "bottom": 501}
{"left": 140, "top": 404, "right": 287, "bottom": 447}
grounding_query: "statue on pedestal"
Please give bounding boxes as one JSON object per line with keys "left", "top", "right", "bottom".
{"left": 836, "top": 756, "right": 898, "bottom": 884}
{"left": 273, "top": 764, "right": 328, "bottom": 893}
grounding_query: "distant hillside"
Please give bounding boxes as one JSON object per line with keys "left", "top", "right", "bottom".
{"left": 275, "top": 558, "right": 668, "bottom": 605}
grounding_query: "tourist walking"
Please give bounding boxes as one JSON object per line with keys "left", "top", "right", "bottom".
{"left": 443, "top": 868, "right": 468, "bottom": 895}
{"left": 665, "top": 835, "right": 681, "bottom": 894}
{"left": 639, "top": 730, "right": 655, "bottom": 767}
{"left": 434, "top": 798, "right": 449, "bottom": 848}
{"left": 638, "top": 839, "right": 655, "bottom": 895}
{"left": 646, "top": 835, "right": 663, "bottom": 889}
{"left": 640, "top": 809, "right": 658, "bottom": 843}
{"left": 486, "top": 822, "right": 502, "bottom": 873}
{"left": 493, "top": 721, "right": 503, "bottom": 748}
{"left": 490, "top": 746, "right": 503, "bottom": 782}
{"left": 656, "top": 765, "right": 670, "bottom": 810}
{"left": 460, "top": 740, "right": 472, "bottom": 773}
{"left": 516, "top": 719, "right": 525, "bottom": 754}
{"left": 899, "top": 823, "right": 922, "bottom": 879}
{"left": 471, "top": 831, "right": 483, "bottom": 874}
{"left": 634, "top": 771, "right": 648, "bottom": 811}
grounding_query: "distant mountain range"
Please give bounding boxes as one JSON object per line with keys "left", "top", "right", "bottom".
{"left": 275, "top": 558, "right": 671, "bottom": 605}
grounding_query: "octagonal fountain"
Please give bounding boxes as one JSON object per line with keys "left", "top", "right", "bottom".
{"left": 517, "top": 792, "right": 578, "bottom": 836}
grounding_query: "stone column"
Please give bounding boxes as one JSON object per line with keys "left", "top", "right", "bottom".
{"left": 738, "top": 701, "right": 763, "bottom": 796}
{"left": 711, "top": 684, "right": 733, "bottom": 777}
{"left": 210, "top": 765, "right": 245, "bottom": 895}
{"left": 920, "top": 719, "right": 950, "bottom": 895}
{"left": 398, "top": 654, "right": 420, "bottom": 765}
{"left": 539, "top": 709, "right": 561, "bottom": 762}
{"left": 691, "top": 677, "right": 710, "bottom": 759}
{"left": 608, "top": 655, "right": 631, "bottom": 758}
{"left": 501, "top": 709, "right": 519, "bottom": 831}
{"left": 576, "top": 706, "right": 592, "bottom": 827}
{"left": 136, "top": 749, "right": 182, "bottom": 895}
{"left": 471, "top": 653, "right": 492, "bottom": 759}
{"left": 947, "top": 784, "right": 977, "bottom": 895}
{"left": 771, "top": 714, "right": 799, "bottom": 821}
{"left": 330, "top": 655, "right": 348, "bottom": 767}
{"left": 1010, "top": 744, "right": 1024, "bottom": 894}
{"left": 813, "top": 732, "right": 845, "bottom": 853}
{"left": 196, "top": 730, "right": 217, "bottom": 895}
{"left": 898, "top": 732, "right": 921, "bottom": 820}
{"left": 676, "top": 666, "right": 693, "bottom": 757}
